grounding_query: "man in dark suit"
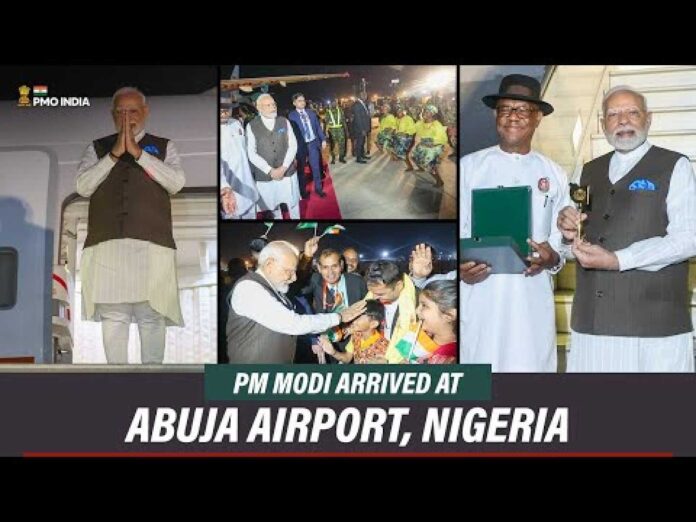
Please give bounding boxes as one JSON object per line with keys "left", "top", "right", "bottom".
{"left": 288, "top": 92, "right": 327, "bottom": 198}
{"left": 302, "top": 248, "right": 367, "bottom": 363}
{"left": 351, "top": 95, "right": 372, "bottom": 163}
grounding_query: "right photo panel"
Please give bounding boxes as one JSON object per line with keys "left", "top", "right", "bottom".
{"left": 459, "top": 65, "right": 696, "bottom": 373}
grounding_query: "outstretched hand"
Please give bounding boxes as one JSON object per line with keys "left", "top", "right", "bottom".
{"left": 411, "top": 243, "right": 433, "bottom": 279}
{"left": 340, "top": 300, "right": 367, "bottom": 323}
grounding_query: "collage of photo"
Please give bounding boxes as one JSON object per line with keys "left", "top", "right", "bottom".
{"left": 1, "top": 64, "right": 695, "bottom": 373}
{"left": 219, "top": 65, "right": 458, "bottom": 366}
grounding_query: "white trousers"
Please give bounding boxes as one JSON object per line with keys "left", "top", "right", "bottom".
{"left": 568, "top": 330, "right": 695, "bottom": 373}
{"left": 96, "top": 302, "right": 166, "bottom": 364}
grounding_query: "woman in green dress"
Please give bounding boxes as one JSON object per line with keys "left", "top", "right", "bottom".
{"left": 411, "top": 104, "right": 449, "bottom": 186}
{"left": 375, "top": 103, "right": 397, "bottom": 154}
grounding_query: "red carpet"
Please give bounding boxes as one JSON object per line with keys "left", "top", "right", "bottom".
{"left": 299, "top": 160, "right": 342, "bottom": 219}
{"left": 256, "top": 160, "right": 342, "bottom": 220}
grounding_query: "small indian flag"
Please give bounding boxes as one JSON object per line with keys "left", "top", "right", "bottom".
{"left": 33, "top": 85, "right": 48, "bottom": 96}
{"left": 393, "top": 322, "right": 439, "bottom": 363}
{"left": 296, "top": 222, "right": 318, "bottom": 230}
{"left": 321, "top": 224, "right": 345, "bottom": 236}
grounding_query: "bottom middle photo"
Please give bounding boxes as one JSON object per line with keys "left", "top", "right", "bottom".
{"left": 219, "top": 221, "right": 457, "bottom": 365}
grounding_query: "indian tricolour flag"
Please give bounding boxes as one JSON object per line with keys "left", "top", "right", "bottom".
{"left": 33, "top": 85, "right": 48, "bottom": 96}
{"left": 393, "top": 322, "right": 439, "bottom": 363}
{"left": 319, "top": 224, "right": 345, "bottom": 237}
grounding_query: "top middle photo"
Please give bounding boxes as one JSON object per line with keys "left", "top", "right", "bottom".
{"left": 220, "top": 65, "right": 457, "bottom": 221}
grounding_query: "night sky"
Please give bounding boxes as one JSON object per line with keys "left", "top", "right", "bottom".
{"left": 0, "top": 66, "right": 217, "bottom": 100}
{"left": 220, "top": 222, "right": 457, "bottom": 266}
{"left": 221, "top": 65, "right": 456, "bottom": 112}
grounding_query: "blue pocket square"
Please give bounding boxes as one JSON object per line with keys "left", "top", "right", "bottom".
{"left": 142, "top": 144, "right": 160, "bottom": 155}
{"left": 629, "top": 179, "right": 657, "bottom": 191}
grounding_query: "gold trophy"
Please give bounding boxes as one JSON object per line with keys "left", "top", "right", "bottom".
{"left": 569, "top": 183, "right": 591, "bottom": 240}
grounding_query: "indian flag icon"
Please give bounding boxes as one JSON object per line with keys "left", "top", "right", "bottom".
{"left": 33, "top": 85, "right": 48, "bottom": 96}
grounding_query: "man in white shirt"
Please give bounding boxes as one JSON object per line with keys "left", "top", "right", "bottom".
{"left": 558, "top": 85, "right": 696, "bottom": 372}
{"left": 363, "top": 260, "right": 419, "bottom": 364}
{"left": 76, "top": 86, "right": 185, "bottom": 364}
{"left": 227, "top": 241, "right": 366, "bottom": 363}
{"left": 300, "top": 248, "right": 368, "bottom": 363}
{"left": 246, "top": 94, "right": 300, "bottom": 219}
{"left": 460, "top": 74, "right": 571, "bottom": 372}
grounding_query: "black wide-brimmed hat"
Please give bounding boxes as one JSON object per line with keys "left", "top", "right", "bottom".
{"left": 482, "top": 74, "right": 554, "bottom": 115}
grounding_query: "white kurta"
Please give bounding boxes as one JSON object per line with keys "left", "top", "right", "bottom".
{"left": 76, "top": 130, "right": 185, "bottom": 326}
{"left": 460, "top": 146, "right": 571, "bottom": 372}
{"left": 246, "top": 116, "right": 299, "bottom": 213}
{"left": 567, "top": 141, "right": 696, "bottom": 372}
{"left": 220, "top": 119, "right": 258, "bottom": 219}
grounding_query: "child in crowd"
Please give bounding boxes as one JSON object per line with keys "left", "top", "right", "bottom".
{"left": 318, "top": 300, "right": 388, "bottom": 364}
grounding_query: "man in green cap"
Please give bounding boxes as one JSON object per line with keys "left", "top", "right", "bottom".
{"left": 323, "top": 98, "right": 347, "bottom": 164}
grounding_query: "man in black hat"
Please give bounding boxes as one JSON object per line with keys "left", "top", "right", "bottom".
{"left": 459, "top": 73, "right": 571, "bottom": 372}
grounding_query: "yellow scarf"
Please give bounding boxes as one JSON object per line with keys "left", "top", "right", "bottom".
{"left": 364, "top": 275, "right": 418, "bottom": 364}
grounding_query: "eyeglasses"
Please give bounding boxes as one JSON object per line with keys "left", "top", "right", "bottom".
{"left": 496, "top": 105, "right": 537, "bottom": 119}
{"left": 279, "top": 266, "right": 296, "bottom": 278}
{"left": 604, "top": 107, "right": 644, "bottom": 123}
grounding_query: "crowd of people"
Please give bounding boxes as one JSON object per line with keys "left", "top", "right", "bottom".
{"left": 219, "top": 235, "right": 457, "bottom": 365}
{"left": 220, "top": 90, "right": 457, "bottom": 220}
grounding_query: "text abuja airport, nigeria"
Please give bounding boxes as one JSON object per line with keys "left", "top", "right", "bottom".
{"left": 125, "top": 408, "right": 568, "bottom": 445}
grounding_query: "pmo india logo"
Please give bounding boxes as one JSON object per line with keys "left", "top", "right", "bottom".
{"left": 17, "top": 85, "right": 91, "bottom": 107}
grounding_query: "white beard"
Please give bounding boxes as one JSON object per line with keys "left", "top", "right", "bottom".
{"left": 606, "top": 126, "right": 648, "bottom": 152}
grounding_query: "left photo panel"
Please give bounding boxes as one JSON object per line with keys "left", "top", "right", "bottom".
{"left": 0, "top": 66, "right": 219, "bottom": 364}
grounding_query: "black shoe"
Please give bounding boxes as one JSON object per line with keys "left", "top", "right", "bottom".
{"left": 364, "top": 155, "right": 371, "bottom": 160}
{"left": 339, "top": 158, "right": 346, "bottom": 163}
{"left": 356, "top": 159, "right": 368, "bottom": 164}
{"left": 316, "top": 190, "right": 327, "bottom": 198}
{"left": 331, "top": 158, "right": 335, "bottom": 164}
